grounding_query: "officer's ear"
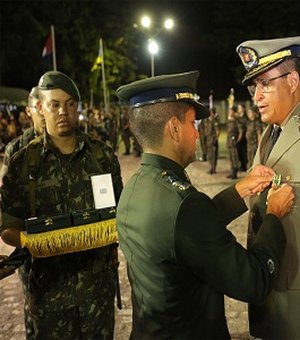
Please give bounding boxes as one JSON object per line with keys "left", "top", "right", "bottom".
{"left": 25, "top": 106, "right": 32, "bottom": 118}
{"left": 288, "top": 70, "right": 299, "bottom": 93}
{"left": 36, "top": 100, "right": 45, "bottom": 116}
{"left": 168, "top": 116, "right": 180, "bottom": 142}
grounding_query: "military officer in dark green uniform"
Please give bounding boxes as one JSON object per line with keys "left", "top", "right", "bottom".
{"left": 0, "top": 71, "right": 123, "bottom": 339}
{"left": 115, "top": 70, "right": 294, "bottom": 339}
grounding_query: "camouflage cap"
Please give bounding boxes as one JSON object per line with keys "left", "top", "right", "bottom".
{"left": 236, "top": 36, "right": 300, "bottom": 85}
{"left": 38, "top": 71, "right": 81, "bottom": 101}
{"left": 116, "top": 70, "right": 209, "bottom": 119}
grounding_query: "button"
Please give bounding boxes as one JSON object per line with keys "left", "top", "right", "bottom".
{"left": 267, "top": 258, "right": 275, "bottom": 274}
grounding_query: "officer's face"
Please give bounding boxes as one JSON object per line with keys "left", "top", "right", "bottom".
{"left": 178, "top": 107, "right": 199, "bottom": 167}
{"left": 26, "top": 98, "right": 45, "bottom": 135}
{"left": 38, "top": 89, "right": 79, "bottom": 137}
{"left": 252, "top": 67, "right": 294, "bottom": 125}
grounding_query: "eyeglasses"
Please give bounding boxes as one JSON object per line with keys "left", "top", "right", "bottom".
{"left": 247, "top": 72, "right": 291, "bottom": 97}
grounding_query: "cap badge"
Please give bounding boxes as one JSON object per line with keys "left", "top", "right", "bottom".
{"left": 175, "top": 92, "right": 195, "bottom": 100}
{"left": 238, "top": 46, "right": 259, "bottom": 71}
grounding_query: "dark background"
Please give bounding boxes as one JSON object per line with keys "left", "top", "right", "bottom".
{"left": 1, "top": 0, "right": 300, "bottom": 103}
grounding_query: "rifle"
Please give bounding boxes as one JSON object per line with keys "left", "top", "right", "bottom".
{"left": 0, "top": 247, "right": 30, "bottom": 270}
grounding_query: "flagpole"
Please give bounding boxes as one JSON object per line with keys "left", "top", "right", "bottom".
{"left": 99, "top": 38, "right": 109, "bottom": 114}
{"left": 51, "top": 25, "right": 57, "bottom": 71}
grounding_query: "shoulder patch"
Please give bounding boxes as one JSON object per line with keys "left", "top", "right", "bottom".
{"left": 160, "top": 170, "right": 192, "bottom": 192}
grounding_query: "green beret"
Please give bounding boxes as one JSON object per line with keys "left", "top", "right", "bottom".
{"left": 29, "top": 86, "right": 39, "bottom": 100}
{"left": 116, "top": 70, "right": 209, "bottom": 119}
{"left": 236, "top": 36, "right": 300, "bottom": 85}
{"left": 38, "top": 71, "right": 81, "bottom": 101}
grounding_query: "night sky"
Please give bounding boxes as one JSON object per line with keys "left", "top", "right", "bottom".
{"left": 1, "top": 0, "right": 300, "bottom": 101}
{"left": 129, "top": 0, "right": 300, "bottom": 100}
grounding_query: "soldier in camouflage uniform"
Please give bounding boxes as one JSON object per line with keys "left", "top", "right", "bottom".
{"left": 0, "top": 86, "right": 45, "bottom": 337}
{"left": 205, "top": 108, "right": 220, "bottom": 174}
{"left": 246, "top": 106, "right": 263, "bottom": 169}
{"left": 236, "top": 103, "right": 248, "bottom": 171}
{"left": 226, "top": 106, "right": 241, "bottom": 179}
{"left": 0, "top": 87, "right": 45, "bottom": 185}
{"left": 197, "top": 119, "right": 207, "bottom": 161}
{"left": 0, "top": 71, "right": 123, "bottom": 339}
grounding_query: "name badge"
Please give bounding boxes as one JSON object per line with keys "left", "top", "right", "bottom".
{"left": 91, "top": 173, "right": 116, "bottom": 209}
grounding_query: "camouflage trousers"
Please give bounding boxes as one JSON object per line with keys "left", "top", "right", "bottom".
{"left": 207, "top": 140, "right": 219, "bottom": 172}
{"left": 20, "top": 254, "right": 116, "bottom": 340}
{"left": 228, "top": 144, "right": 240, "bottom": 170}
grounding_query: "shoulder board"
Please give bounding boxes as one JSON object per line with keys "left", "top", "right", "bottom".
{"left": 293, "top": 110, "right": 300, "bottom": 131}
{"left": 160, "top": 170, "right": 193, "bottom": 192}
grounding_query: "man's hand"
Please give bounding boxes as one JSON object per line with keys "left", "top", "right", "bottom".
{"left": 267, "top": 184, "right": 295, "bottom": 218}
{"left": 0, "top": 255, "right": 16, "bottom": 280}
{"left": 235, "top": 164, "right": 275, "bottom": 198}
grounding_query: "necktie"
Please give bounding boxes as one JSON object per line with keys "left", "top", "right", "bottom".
{"left": 261, "top": 126, "right": 282, "bottom": 164}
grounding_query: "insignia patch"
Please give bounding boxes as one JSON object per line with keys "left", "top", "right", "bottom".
{"left": 161, "top": 170, "right": 191, "bottom": 191}
{"left": 238, "top": 46, "right": 259, "bottom": 71}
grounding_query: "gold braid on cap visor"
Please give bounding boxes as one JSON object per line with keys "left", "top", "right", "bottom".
{"left": 243, "top": 49, "right": 292, "bottom": 78}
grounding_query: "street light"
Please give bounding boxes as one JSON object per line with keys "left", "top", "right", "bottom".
{"left": 148, "top": 39, "right": 159, "bottom": 77}
{"left": 134, "top": 15, "right": 174, "bottom": 77}
{"left": 164, "top": 18, "right": 174, "bottom": 30}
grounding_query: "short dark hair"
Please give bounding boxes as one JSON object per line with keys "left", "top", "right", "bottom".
{"left": 277, "top": 57, "right": 300, "bottom": 74}
{"left": 130, "top": 101, "right": 191, "bottom": 148}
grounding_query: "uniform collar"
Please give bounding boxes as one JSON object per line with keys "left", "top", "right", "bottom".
{"left": 141, "top": 153, "right": 189, "bottom": 182}
{"left": 42, "top": 128, "right": 86, "bottom": 155}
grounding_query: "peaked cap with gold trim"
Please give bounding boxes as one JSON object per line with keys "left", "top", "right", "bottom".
{"left": 116, "top": 70, "right": 209, "bottom": 119}
{"left": 236, "top": 36, "right": 300, "bottom": 85}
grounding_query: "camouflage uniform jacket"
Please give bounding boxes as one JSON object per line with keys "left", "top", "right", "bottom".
{"left": 2, "top": 127, "right": 37, "bottom": 167}
{"left": 226, "top": 117, "right": 240, "bottom": 147}
{"left": 205, "top": 116, "right": 219, "bottom": 145}
{"left": 1, "top": 128, "right": 123, "bottom": 285}
{"left": 246, "top": 119, "right": 262, "bottom": 147}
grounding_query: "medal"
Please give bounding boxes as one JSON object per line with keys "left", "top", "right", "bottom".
{"left": 272, "top": 173, "right": 291, "bottom": 187}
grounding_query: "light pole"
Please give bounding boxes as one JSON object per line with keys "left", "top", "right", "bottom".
{"left": 148, "top": 39, "right": 159, "bottom": 77}
{"left": 135, "top": 15, "right": 174, "bottom": 77}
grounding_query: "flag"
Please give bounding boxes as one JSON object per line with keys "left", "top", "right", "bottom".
{"left": 91, "top": 38, "right": 104, "bottom": 72}
{"left": 41, "top": 26, "right": 57, "bottom": 70}
{"left": 42, "top": 33, "right": 53, "bottom": 58}
{"left": 91, "top": 55, "right": 102, "bottom": 72}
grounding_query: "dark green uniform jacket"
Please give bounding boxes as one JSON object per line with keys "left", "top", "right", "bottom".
{"left": 117, "top": 153, "right": 286, "bottom": 340}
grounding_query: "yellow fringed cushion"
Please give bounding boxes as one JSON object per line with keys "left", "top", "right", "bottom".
{"left": 20, "top": 218, "right": 118, "bottom": 257}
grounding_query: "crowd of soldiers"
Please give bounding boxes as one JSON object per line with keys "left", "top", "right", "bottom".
{"left": 198, "top": 103, "right": 266, "bottom": 179}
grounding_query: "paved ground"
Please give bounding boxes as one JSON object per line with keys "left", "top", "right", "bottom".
{"left": 0, "top": 143, "right": 251, "bottom": 340}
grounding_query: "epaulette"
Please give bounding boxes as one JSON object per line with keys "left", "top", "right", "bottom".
{"left": 160, "top": 170, "right": 193, "bottom": 192}
{"left": 293, "top": 110, "right": 300, "bottom": 132}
